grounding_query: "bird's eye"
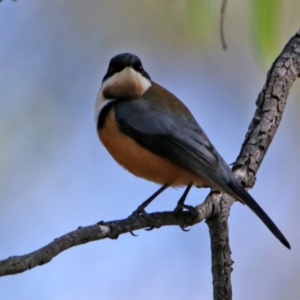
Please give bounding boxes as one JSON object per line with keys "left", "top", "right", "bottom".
{"left": 133, "top": 63, "right": 143, "bottom": 73}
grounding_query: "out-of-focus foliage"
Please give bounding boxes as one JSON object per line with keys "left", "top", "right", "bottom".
{"left": 188, "top": 0, "right": 213, "bottom": 43}
{"left": 184, "top": 0, "right": 298, "bottom": 64}
{"left": 251, "top": 0, "right": 283, "bottom": 64}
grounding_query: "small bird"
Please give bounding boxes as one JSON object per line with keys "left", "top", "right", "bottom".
{"left": 95, "top": 53, "right": 290, "bottom": 249}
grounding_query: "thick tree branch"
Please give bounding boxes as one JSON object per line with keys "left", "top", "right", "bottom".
{"left": 206, "top": 194, "right": 234, "bottom": 300}
{"left": 233, "top": 30, "right": 300, "bottom": 185}
{"left": 207, "top": 29, "right": 300, "bottom": 300}
{"left": 0, "top": 31, "right": 299, "bottom": 300}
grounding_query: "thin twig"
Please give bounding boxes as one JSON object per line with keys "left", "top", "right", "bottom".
{"left": 220, "top": 0, "right": 228, "bottom": 50}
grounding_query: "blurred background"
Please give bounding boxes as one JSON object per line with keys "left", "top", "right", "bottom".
{"left": 0, "top": 1, "right": 300, "bottom": 299}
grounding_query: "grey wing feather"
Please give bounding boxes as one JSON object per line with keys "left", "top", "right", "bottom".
{"left": 114, "top": 99, "right": 231, "bottom": 190}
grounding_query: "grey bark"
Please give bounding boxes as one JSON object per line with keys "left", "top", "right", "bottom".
{"left": 206, "top": 29, "right": 300, "bottom": 299}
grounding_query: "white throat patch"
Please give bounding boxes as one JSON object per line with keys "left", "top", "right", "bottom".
{"left": 94, "top": 93, "right": 113, "bottom": 122}
{"left": 95, "top": 67, "right": 151, "bottom": 122}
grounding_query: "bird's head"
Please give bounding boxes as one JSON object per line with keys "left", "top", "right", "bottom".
{"left": 101, "top": 53, "right": 151, "bottom": 99}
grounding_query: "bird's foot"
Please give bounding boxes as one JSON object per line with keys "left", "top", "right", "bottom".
{"left": 174, "top": 203, "right": 197, "bottom": 215}
{"left": 128, "top": 206, "right": 155, "bottom": 235}
{"left": 130, "top": 184, "right": 169, "bottom": 220}
{"left": 174, "top": 204, "right": 198, "bottom": 232}
{"left": 180, "top": 204, "right": 198, "bottom": 216}
{"left": 173, "top": 203, "right": 184, "bottom": 214}
{"left": 179, "top": 226, "right": 190, "bottom": 232}
{"left": 130, "top": 206, "right": 156, "bottom": 233}
{"left": 130, "top": 205, "right": 156, "bottom": 223}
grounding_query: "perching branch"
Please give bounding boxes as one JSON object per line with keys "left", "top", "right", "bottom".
{"left": 0, "top": 31, "right": 299, "bottom": 300}
{"left": 0, "top": 200, "right": 215, "bottom": 276}
{"left": 206, "top": 29, "right": 300, "bottom": 300}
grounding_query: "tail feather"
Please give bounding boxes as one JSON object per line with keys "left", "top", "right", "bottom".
{"left": 227, "top": 181, "right": 290, "bottom": 249}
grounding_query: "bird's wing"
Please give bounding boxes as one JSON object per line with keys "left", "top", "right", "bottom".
{"left": 113, "top": 97, "right": 230, "bottom": 190}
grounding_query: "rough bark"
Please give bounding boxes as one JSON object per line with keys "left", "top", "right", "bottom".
{"left": 206, "top": 29, "right": 300, "bottom": 300}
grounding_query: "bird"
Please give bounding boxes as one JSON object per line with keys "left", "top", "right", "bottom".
{"left": 95, "top": 52, "right": 290, "bottom": 249}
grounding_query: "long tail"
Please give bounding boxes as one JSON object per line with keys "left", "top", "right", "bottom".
{"left": 227, "top": 181, "right": 290, "bottom": 249}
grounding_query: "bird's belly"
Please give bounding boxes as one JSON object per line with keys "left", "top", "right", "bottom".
{"left": 99, "top": 110, "right": 206, "bottom": 187}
